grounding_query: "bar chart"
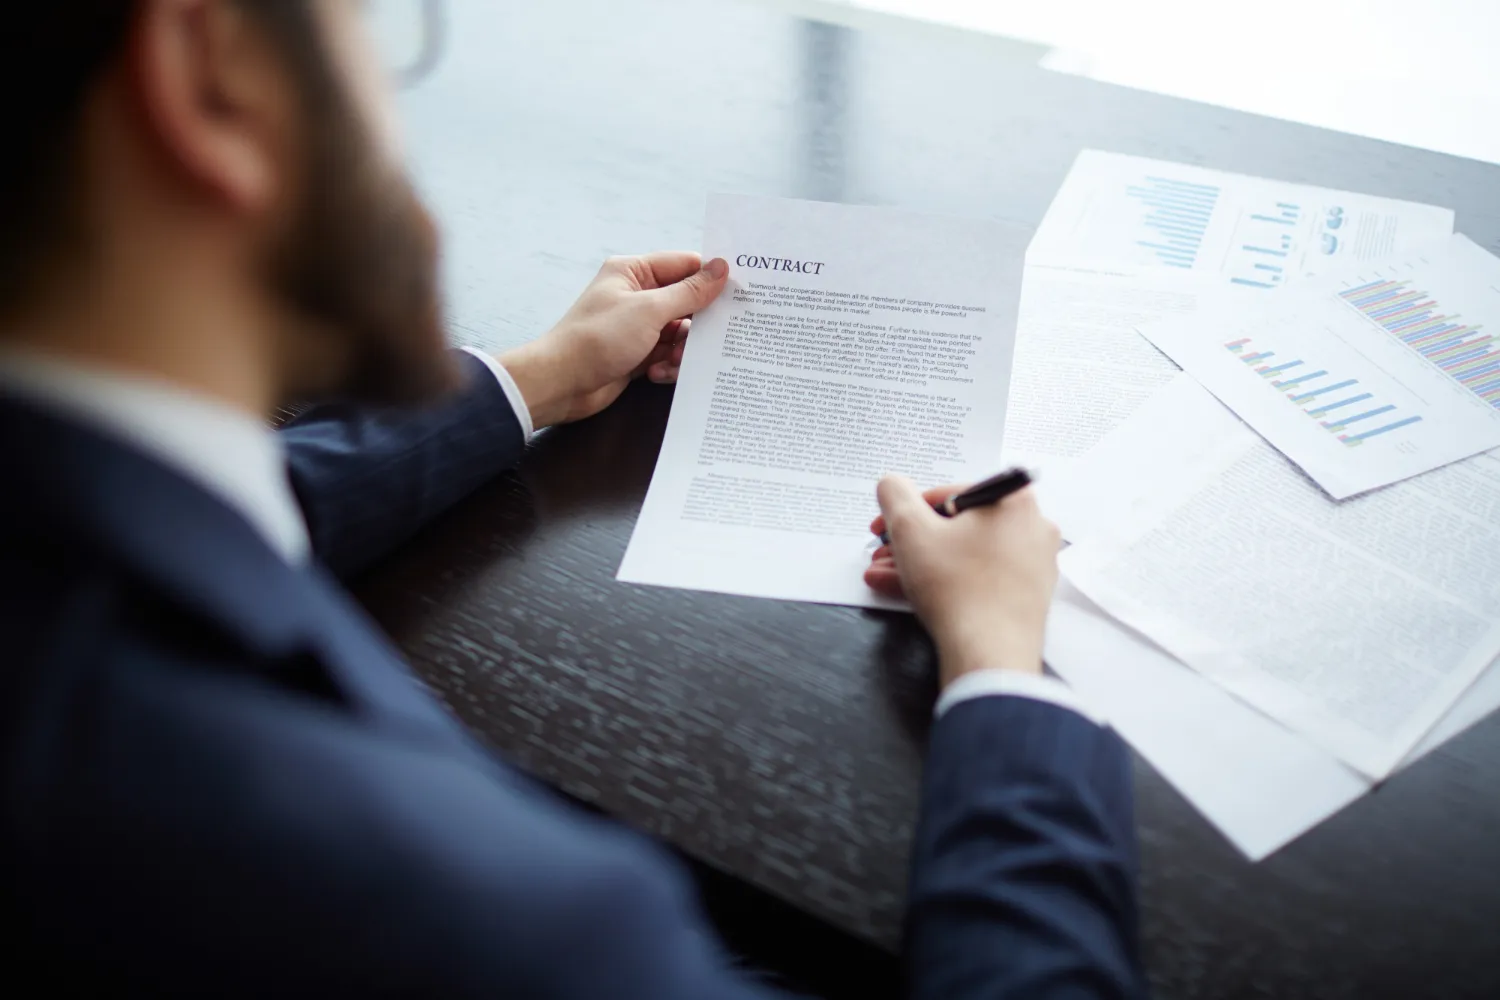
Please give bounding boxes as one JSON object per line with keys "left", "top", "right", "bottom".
{"left": 1225, "top": 337, "right": 1424, "bottom": 446}
{"left": 1146, "top": 237, "right": 1500, "bottom": 498}
{"left": 1228, "top": 201, "right": 1302, "bottom": 289}
{"left": 1125, "top": 175, "right": 1221, "bottom": 269}
{"left": 1338, "top": 278, "right": 1500, "bottom": 410}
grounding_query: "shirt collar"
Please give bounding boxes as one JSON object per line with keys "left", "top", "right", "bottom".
{"left": 0, "top": 349, "right": 310, "bottom": 565}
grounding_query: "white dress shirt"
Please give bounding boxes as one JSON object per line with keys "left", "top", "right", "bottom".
{"left": 0, "top": 348, "right": 314, "bottom": 565}
{"left": 0, "top": 344, "right": 1092, "bottom": 724}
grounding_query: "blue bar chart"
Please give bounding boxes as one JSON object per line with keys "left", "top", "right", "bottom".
{"left": 1338, "top": 278, "right": 1500, "bottom": 410}
{"left": 1125, "top": 175, "right": 1221, "bottom": 269}
{"left": 1224, "top": 338, "right": 1423, "bottom": 446}
{"left": 1229, "top": 201, "right": 1301, "bottom": 289}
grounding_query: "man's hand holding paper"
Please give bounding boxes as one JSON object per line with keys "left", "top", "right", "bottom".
{"left": 499, "top": 252, "right": 730, "bottom": 428}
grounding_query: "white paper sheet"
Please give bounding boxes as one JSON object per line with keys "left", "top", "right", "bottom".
{"left": 1051, "top": 377, "right": 1500, "bottom": 779}
{"left": 1140, "top": 234, "right": 1500, "bottom": 498}
{"left": 1003, "top": 151, "right": 1456, "bottom": 477}
{"left": 999, "top": 260, "right": 1248, "bottom": 476}
{"left": 1028, "top": 150, "right": 1455, "bottom": 285}
{"left": 617, "top": 195, "right": 1020, "bottom": 607}
{"left": 1047, "top": 580, "right": 1500, "bottom": 861}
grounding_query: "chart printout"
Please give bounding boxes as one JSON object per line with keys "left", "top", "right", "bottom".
{"left": 1028, "top": 150, "right": 1455, "bottom": 286}
{"left": 1142, "top": 234, "right": 1500, "bottom": 498}
{"left": 1003, "top": 151, "right": 1456, "bottom": 478}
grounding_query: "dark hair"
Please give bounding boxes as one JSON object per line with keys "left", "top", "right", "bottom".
{"left": 0, "top": 2, "right": 326, "bottom": 318}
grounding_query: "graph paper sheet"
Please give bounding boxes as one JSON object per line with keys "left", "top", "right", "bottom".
{"left": 1142, "top": 234, "right": 1500, "bottom": 498}
{"left": 1028, "top": 150, "right": 1454, "bottom": 286}
{"left": 1050, "top": 376, "right": 1500, "bottom": 781}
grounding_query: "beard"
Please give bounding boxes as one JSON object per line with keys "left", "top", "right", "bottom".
{"left": 266, "top": 88, "right": 458, "bottom": 407}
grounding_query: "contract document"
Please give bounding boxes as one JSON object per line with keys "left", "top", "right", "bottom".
{"left": 1142, "top": 234, "right": 1500, "bottom": 498}
{"left": 1003, "top": 151, "right": 1455, "bottom": 476}
{"left": 618, "top": 195, "right": 1025, "bottom": 607}
{"left": 1053, "top": 377, "right": 1500, "bottom": 780}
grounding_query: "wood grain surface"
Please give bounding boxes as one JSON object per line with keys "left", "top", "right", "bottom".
{"left": 354, "top": 2, "right": 1500, "bottom": 996}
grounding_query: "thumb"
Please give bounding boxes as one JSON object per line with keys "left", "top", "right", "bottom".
{"left": 648, "top": 257, "right": 729, "bottom": 320}
{"left": 876, "top": 475, "right": 938, "bottom": 542}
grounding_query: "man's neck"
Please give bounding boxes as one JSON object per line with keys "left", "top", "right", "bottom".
{"left": 4, "top": 270, "right": 282, "bottom": 418}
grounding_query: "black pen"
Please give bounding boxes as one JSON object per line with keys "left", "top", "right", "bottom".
{"left": 876, "top": 467, "right": 1034, "bottom": 546}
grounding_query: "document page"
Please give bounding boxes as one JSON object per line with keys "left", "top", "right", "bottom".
{"left": 1029, "top": 150, "right": 1455, "bottom": 286}
{"left": 1047, "top": 379, "right": 1500, "bottom": 858}
{"left": 1048, "top": 579, "right": 1500, "bottom": 861}
{"left": 1055, "top": 377, "right": 1500, "bottom": 779}
{"left": 1000, "top": 260, "right": 1244, "bottom": 473}
{"left": 618, "top": 195, "right": 1023, "bottom": 607}
{"left": 1142, "top": 234, "right": 1500, "bottom": 498}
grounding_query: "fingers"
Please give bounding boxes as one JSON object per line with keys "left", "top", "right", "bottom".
{"left": 645, "top": 257, "right": 729, "bottom": 320}
{"left": 636, "top": 251, "right": 704, "bottom": 289}
{"left": 973, "top": 487, "right": 1061, "bottom": 552}
{"left": 868, "top": 481, "right": 969, "bottom": 535}
{"left": 863, "top": 553, "right": 906, "bottom": 598}
{"left": 1005, "top": 485, "right": 1040, "bottom": 510}
{"left": 875, "top": 475, "right": 943, "bottom": 543}
{"left": 983, "top": 485, "right": 1043, "bottom": 524}
{"left": 646, "top": 318, "right": 690, "bottom": 384}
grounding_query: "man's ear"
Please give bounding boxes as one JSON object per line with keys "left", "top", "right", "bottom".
{"left": 126, "top": 0, "right": 294, "bottom": 215}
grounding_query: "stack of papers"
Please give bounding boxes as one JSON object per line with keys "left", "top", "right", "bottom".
{"left": 616, "top": 156, "right": 1500, "bottom": 859}
{"left": 1020, "top": 153, "right": 1500, "bottom": 857}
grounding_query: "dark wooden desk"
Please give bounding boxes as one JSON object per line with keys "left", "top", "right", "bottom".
{"left": 356, "top": 2, "right": 1500, "bottom": 996}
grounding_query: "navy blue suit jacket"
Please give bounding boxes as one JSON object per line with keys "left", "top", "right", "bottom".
{"left": 1, "top": 352, "right": 1145, "bottom": 997}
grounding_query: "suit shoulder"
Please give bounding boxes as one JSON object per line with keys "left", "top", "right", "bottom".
{"left": 6, "top": 624, "right": 715, "bottom": 994}
{"left": 0, "top": 539, "right": 124, "bottom": 700}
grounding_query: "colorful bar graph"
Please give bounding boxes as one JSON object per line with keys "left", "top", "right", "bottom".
{"left": 1340, "top": 278, "right": 1499, "bottom": 409}
{"left": 1127, "top": 175, "right": 1221, "bottom": 269}
{"left": 1222, "top": 338, "right": 1424, "bottom": 447}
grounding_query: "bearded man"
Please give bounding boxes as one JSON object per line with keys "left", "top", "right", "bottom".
{"left": 0, "top": 3, "right": 1143, "bottom": 997}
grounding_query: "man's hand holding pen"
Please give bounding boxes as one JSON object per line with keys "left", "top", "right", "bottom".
{"left": 866, "top": 475, "right": 1062, "bottom": 688}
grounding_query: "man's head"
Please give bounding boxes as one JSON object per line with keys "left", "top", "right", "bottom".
{"left": 0, "top": 1, "right": 456, "bottom": 408}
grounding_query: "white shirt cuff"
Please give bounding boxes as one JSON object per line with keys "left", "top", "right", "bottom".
{"left": 935, "top": 669, "right": 1105, "bottom": 726}
{"left": 461, "top": 346, "right": 534, "bottom": 440}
